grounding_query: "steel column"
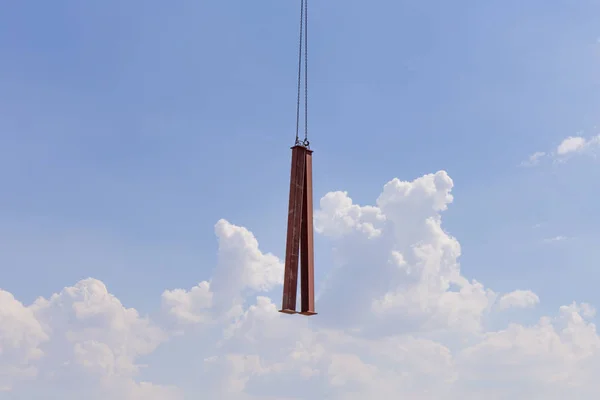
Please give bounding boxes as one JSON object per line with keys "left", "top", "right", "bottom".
{"left": 299, "top": 148, "right": 316, "bottom": 315}
{"left": 280, "top": 145, "right": 306, "bottom": 313}
{"left": 280, "top": 145, "right": 316, "bottom": 316}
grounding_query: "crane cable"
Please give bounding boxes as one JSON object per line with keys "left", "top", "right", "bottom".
{"left": 294, "top": 0, "right": 309, "bottom": 148}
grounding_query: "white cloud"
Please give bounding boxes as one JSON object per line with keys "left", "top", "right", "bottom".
{"left": 523, "top": 133, "right": 600, "bottom": 166}
{"left": 1, "top": 171, "right": 600, "bottom": 399}
{"left": 557, "top": 136, "right": 588, "bottom": 155}
{"left": 161, "top": 281, "right": 213, "bottom": 325}
{"left": 457, "top": 303, "right": 600, "bottom": 398}
{"left": 316, "top": 171, "right": 493, "bottom": 336}
{"left": 543, "top": 235, "right": 568, "bottom": 243}
{"left": 1, "top": 279, "right": 180, "bottom": 399}
{"left": 497, "top": 290, "right": 540, "bottom": 311}
{"left": 315, "top": 191, "right": 386, "bottom": 238}
{"left": 520, "top": 151, "right": 546, "bottom": 166}
{"left": 209, "top": 219, "right": 283, "bottom": 311}
{"left": 0, "top": 290, "right": 48, "bottom": 391}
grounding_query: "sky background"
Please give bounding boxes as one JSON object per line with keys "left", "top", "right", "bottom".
{"left": 2, "top": 0, "right": 599, "bottom": 312}
{"left": 1, "top": 1, "right": 600, "bottom": 398}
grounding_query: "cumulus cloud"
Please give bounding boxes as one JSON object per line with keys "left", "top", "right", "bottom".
{"left": 522, "top": 133, "right": 600, "bottom": 166}
{"left": 457, "top": 303, "right": 600, "bottom": 399}
{"left": 162, "top": 281, "right": 213, "bottom": 325}
{"left": 1, "top": 171, "right": 599, "bottom": 399}
{"left": 497, "top": 290, "right": 540, "bottom": 311}
{"left": 557, "top": 136, "right": 589, "bottom": 155}
{"left": 1, "top": 279, "right": 180, "bottom": 400}
{"left": 210, "top": 219, "right": 283, "bottom": 309}
{"left": 0, "top": 290, "right": 48, "bottom": 391}
{"left": 315, "top": 171, "right": 493, "bottom": 336}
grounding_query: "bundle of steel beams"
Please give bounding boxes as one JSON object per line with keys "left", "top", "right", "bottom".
{"left": 280, "top": 145, "right": 316, "bottom": 316}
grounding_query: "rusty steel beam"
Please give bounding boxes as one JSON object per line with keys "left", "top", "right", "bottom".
{"left": 280, "top": 145, "right": 317, "bottom": 316}
{"left": 300, "top": 148, "right": 316, "bottom": 315}
{"left": 280, "top": 145, "right": 307, "bottom": 313}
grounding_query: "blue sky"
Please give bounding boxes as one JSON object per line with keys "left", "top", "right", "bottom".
{"left": 2, "top": 0, "right": 599, "bottom": 309}
{"left": 1, "top": 1, "right": 600, "bottom": 398}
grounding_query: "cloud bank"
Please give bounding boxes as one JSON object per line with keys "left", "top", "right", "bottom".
{"left": 1, "top": 171, "right": 599, "bottom": 399}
